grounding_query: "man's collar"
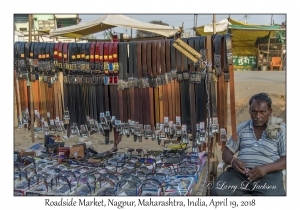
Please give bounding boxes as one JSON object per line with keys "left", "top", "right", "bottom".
{"left": 249, "top": 120, "right": 254, "bottom": 130}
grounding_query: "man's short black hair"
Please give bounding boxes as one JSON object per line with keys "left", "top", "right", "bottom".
{"left": 249, "top": 93, "right": 272, "bottom": 109}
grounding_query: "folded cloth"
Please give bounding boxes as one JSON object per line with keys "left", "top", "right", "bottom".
{"left": 265, "top": 116, "right": 283, "bottom": 139}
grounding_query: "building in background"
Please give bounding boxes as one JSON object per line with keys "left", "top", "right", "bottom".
{"left": 14, "top": 14, "right": 80, "bottom": 42}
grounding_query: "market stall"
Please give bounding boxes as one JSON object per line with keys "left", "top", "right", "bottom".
{"left": 14, "top": 34, "right": 236, "bottom": 196}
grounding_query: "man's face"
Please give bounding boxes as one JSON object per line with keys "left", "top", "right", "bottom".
{"left": 249, "top": 100, "right": 272, "bottom": 127}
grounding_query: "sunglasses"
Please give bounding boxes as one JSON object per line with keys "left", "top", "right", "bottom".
{"left": 121, "top": 174, "right": 141, "bottom": 184}
{"left": 14, "top": 162, "right": 26, "bottom": 171}
{"left": 138, "top": 178, "right": 163, "bottom": 196}
{"left": 98, "top": 178, "right": 116, "bottom": 188}
{"left": 58, "top": 171, "right": 76, "bottom": 180}
{"left": 116, "top": 180, "right": 138, "bottom": 196}
{"left": 145, "top": 173, "right": 166, "bottom": 182}
{"left": 95, "top": 187, "right": 115, "bottom": 196}
{"left": 154, "top": 163, "right": 176, "bottom": 175}
{"left": 100, "top": 173, "right": 119, "bottom": 182}
{"left": 21, "top": 156, "right": 36, "bottom": 167}
{"left": 177, "top": 166, "right": 196, "bottom": 175}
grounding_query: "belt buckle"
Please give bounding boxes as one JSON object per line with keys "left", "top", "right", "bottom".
{"left": 123, "top": 122, "right": 130, "bottom": 137}
{"left": 76, "top": 63, "right": 81, "bottom": 71}
{"left": 189, "top": 71, "right": 202, "bottom": 84}
{"left": 148, "top": 77, "right": 153, "bottom": 87}
{"left": 105, "top": 111, "right": 111, "bottom": 123}
{"left": 71, "top": 63, "right": 76, "bottom": 70}
{"left": 85, "top": 63, "right": 90, "bottom": 71}
{"left": 181, "top": 131, "right": 188, "bottom": 143}
{"left": 211, "top": 117, "right": 219, "bottom": 134}
{"left": 214, "top": 54, "right": 222, "bottom": 77}
{"left": 115, "top": 120, "right": 122, "bottom": 133}
{"left": 224, "top": 72, "right": 230, "bottom": 82}
{"left": 30, "top": 73, "right": 36, "bottom": 82}
{"left": 152, "top": 77, "right": 158, "bottom": 87}
{"left": 164, "top": 122, "right": 170, "bottom": 135}
{"left": 161, "top": 74, "right": 167, "bottom": 85}
{"left": 156, "top": 75, "right": 162, "bottom": 86}
{"left": 113, "top": 76, "right": 118, "bottom": 85}
{"left": 127, "top": 77, "right": 134, "bottom": 88}
{"left": 220, "top": 128, "right": 228, "bottom": 142}
{"left": 64, "top": 109, "right": 70, "bottom": 120}
{"left": 177, "top": 72, "right": 183, "bottom": 81}
{"left": 58, "top": 62, "right": 63, "bottom": 69}
{"left": 81, "top": 63, "right": 86, "bottom": 71}
{"left": 166, "top": 72, "right": 172, "bottom": 83}
{"left": 145, "top": 125, "right": 153, "bottom": 138}
{"left": 227, "top": 53, "right": 233, "bottom": 65}
{"left": 134, "top": 122, "right": 141, "bottom": 136}
{"left": 117, "top": 80, "right": 125, "bottom": 90}
{"left": 80, "top": 124, "right": 88, "bottom": 137}
{"left": 71, "top": 123, "right": 79, "bottom": 135}
{"left": 183, "top": 71, "right": 189, "bottom": 80}
{"left": 171, "top": 69, "right": 177, "bottom": 80}
{"left": 113, "top": 62, "right": 119, "bottom": 72}
{"left": 100, "top": 113, "right": 108, "bottom": 128}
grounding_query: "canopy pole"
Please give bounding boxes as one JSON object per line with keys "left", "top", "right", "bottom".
{"left": 213, "top": 14, "right": 216, "bottom": 34}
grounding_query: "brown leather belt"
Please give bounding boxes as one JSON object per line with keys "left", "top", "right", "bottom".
{"left": 224, "top": 34, "right": 237, "bottom": 141}
{"left": 146, "top": 41, "right": 155, "bottom": 132}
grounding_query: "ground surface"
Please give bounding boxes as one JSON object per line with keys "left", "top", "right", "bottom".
{"left": 13, "top": 71, "right": 286, "bottom": 162}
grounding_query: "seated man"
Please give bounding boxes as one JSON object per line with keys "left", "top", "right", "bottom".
{"left": 211, "top": 93, "right": 286, "bottom": 196}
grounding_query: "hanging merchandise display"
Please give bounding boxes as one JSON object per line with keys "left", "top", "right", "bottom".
{"left": 14, "top": 34, "right": 237, "bottom": 196}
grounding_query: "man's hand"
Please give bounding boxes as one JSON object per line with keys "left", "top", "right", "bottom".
{"left": 247, "top": 166, "right": 268, "bottom": 182}
{"left": 232, "top": 158, "right": 247, "bottom": 174}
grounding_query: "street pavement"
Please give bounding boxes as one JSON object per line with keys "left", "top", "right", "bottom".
{"left": 234, "top": 71, "right": 286, "bottom": 83}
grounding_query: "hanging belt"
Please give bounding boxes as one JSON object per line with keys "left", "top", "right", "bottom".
{"left": 224, "top": 34, "right": 237, "bottom": 141}
{"left": 132, "top": 41, "right": 140, "bottom": 142}
{"left": 182, "top": 38, "right": 191, "bottom": 134}
{"left": 210, "top": 35, "right": 223, "bottom": 139}
{"left": 151, "top": 41, "right": 159, "bottom": 130}
{"left": 117, "top": 42, "right": 126, "bottom": 129}
{"left": 111, "top": 42, "right": 121, "bottom": 146}
{"left": 103, "top": 42, "right": 111, "bottom": 144}
{"left": 160, "top": 40, "right": 169, "bottom": 125}
{"left": 146, "top": 41, "right": 155, "bottom": 133}
{"left": 140, "top": 42, "right": 154, "bottom": 139}
{"left": 188, "top": 37, "right": 197, "bottom": 143}
{"left": 94, "top": 42, "right": 100, "bottom": 73}
{"left": 170, "top": 39, "right": 181, "bottom": 138}
{"left": 165, "top": 39, "right": 174, "bottom": 126}
{"left": 206, "top": 35, "right": 215, "bottom": 157}
{"left": 213, "top": 35, "right": 225, "bottom": 147}
{"left": 128, "top": 41, "right": 135, "bottom": 140}
{"left": 136, "top": 41, "right": 143, "bottom": 142}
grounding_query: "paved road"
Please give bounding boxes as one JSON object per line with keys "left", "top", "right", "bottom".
{"left": 234, "top": 71, "right": 286, "bottom": 83}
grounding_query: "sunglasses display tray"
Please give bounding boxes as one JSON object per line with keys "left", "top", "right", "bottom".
{"left": 14, "top": 150, "right": 207, "bottom": 196}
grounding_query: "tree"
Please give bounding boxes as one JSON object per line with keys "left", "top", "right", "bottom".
{"left": 82, "top": 34, "right": 97, "bottom": 39}
{"left": 136, "top": 20, "right": 169, "bottom": 38}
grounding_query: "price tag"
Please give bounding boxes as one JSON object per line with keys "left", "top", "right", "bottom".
{"left": 47, "top": 112, "right": 50, "bottom": 118}
{"left": 50, "top": 120, "right": 54, "bottom": 126}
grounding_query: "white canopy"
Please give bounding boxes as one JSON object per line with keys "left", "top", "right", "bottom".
{"left": 204, "top": 18, "right": 231, "bottom": 32}
{"left": 49, "top": 15, "right": 180, "bottom": 38}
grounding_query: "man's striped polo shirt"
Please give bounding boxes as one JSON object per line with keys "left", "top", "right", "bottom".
{"left": 226, "top": 120, "right": 286, "bottom": 168}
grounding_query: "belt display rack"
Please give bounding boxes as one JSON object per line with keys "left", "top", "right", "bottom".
{"left": 14, "top": 34, "right": 237, "bottom": 196}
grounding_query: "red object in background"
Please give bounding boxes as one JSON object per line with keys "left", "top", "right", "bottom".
{"left": 112, "top": 35, "right": 118, "bottom": 43}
